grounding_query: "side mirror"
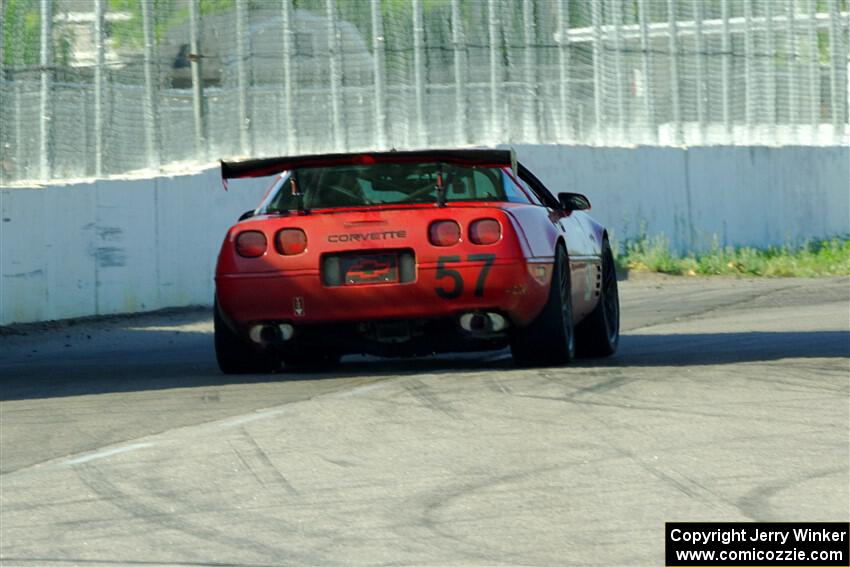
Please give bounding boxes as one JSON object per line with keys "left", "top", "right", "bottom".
{"left": 238, "top": 209, "right": 256, "bottom": 221}
{"left": 557, "top": 192, "right": 591, "bottom": 212}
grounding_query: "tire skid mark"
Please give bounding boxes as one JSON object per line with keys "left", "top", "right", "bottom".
{"left": 2, "top": 377, "right": 381, "bottom": 480}
{"left": 736, "top": 466, "right": 847, "bottom": 521}
{"left": 343, "top": 389, "right": 568, "bottom": 430}
{"left": 522, "top": 368, "right": 845, "bottom": 520}
{"left": 328, "top": 378, "right": 391, "bottom": 399}
{"left": 316, "top": 455, "right": 358, "bottom": 468}
{"left": 7, "top": 494, "right": 325, "bottom": 533}
{"left": 626, "top": 283, "right": 809, "bottom": 333}
{"left": 596, "top": 401, "right": 837, "bottom": 520}
{"left": 411, "top": 457, "right": 627, "bottom": 565}
{"left": 567, "top": 404, "right": 754, "bottom": 519}
{"left": 569, "top": 373, "right": 635, "bottom": 398}
{"left": 536, "top": 368, "right": 640, "bottom": 401}
{"left": 512, "top": 391, "right": 832, "bottom": 427}
{"left": 748, "top": 365, "right": 850, "bottom": 394}
{"left": 228, "top": 427, "right": 298, "bottom": 496}
{"left": 528, "top": 368, "right": 842, "bottom": 428}
{"left": 0, "top": 558, "right": 282, "bottom": 567}
{"left": 71, "top": 461, "right": 324, "bottom": 565}
{"left": 403, "top": 378, "right": 460, "bottom": 419}
{"left": 484, "top": 375, "right": 513, "bottom": 395}
{"left": 414, "top": 464, "right": 569, "bottom": 565}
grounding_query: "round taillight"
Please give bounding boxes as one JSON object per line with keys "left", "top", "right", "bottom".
{"left": 276, "top": 228, "right": 307, "bottom": 255}
{"left": 429, "top": 220, "right": 461, "bottom": 247}
{"left": 235, "top": 230, "right": 267, "bottom": 258}
{"left": 469, "top": 218, "right": 501, "bottom": 245}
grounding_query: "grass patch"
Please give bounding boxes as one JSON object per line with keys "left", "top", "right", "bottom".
{"left": 615, "top": 235, "right": 850, "bottom": 277}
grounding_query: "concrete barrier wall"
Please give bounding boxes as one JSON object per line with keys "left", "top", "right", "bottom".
{"left": 2, "top": 145, "right": 848, "bottom": 325}
{"left": 514, "top": 144, "right": 850, "bottom": 251}
{"left": 1, "top": 168, "right": 269, "bottom": 325}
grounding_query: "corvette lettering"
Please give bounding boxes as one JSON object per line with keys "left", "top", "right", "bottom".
{"left": 328, "top": 230, "right": 407, "bottom": 243}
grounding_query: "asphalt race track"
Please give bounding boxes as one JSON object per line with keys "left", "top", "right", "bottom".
{"left": 1, "top": 276, "right": 848, "bottom": 566}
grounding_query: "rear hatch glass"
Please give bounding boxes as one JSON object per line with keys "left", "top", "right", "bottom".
{"left": 267, "top": 164, "right": 506, "bottom": 212}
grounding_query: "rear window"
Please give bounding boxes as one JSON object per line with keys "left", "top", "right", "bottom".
{"left": 266, "top": 163, "right": 512, "bottom": 211}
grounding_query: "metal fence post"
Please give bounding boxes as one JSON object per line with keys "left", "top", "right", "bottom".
{"left": 236, "top": 0, "right": 251, "bottom": 155}
{"left": 721, "top": 0, "right": 732, "bottom": 138}
{"left": 807, "top": 0, "right": 819, "bottom": 141}
{"left": 0, "top": 1, "right": 5, "bottom": 185}
{"left": 827, "top": 0, "right": 844, "bottom": 141}
{"left": 281, "top": 0, "right": 295, "bottom": 155}
{"left": 94, "top": 0, "right": 106, "bottom": 177}
{"left": 611, "top": 0, "right": 626, "bottom": 142}
{"left": 79, "top": 80, "right": 88, "bottom": 175}
{"left": 744, "top": 0, "right": 755, "bottom": 136}
{"left": 667, "top": 0, "right": 682, "bottom": 145}
{"left": 326, "top": 0, "right": 343, "bottom": 151}
{"left": 693, "top": 0, "right": 706, "bottom": 144}
{"left": 766, "top": 0, "right": 777, "bottom": 141}
{"left": 488, "top": 0, "right": 501, "bottom": 142}
{"left": 189, "top": 0, "right": 208, "bottom": 161}
{"left": 522, "top": 0, "right": 538, "bottom": 143}
{"left": 842, "top": 10, "right": 850, "bottom": 142}
{"left": 370, "top": 0, "right": 387, "bottom": 149}
{"left": 13, "top": 11, "right": 24, "bottom": 178}
{"left": 787, "top": 0, "right": 798, "bottom": 141}
{"left": 141, "top": 0, "right": 160, "bottom": 168}
{"left": 638, "top": 0, "right": 656, "bottom": 143}
{"left": 591, "top": 0, "right": 603, "bottom": 144}
{"left": 451, "top": 0, "right": 467, "bottom": 146}
{"left": 0, "top": 2, "right": 4, "bottom": 114}
{"left": 556, "top": 0, "right": 572, "bottom": 142}
{"left": 412, "top": 0, "right": 426, "bottom": 147}
{"left": 39, "top": 0, "right": 53, "bottom": 181}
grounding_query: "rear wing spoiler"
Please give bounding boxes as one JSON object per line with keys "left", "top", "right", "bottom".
{"left": 220, "top": 148, "right": 517, "bottom": 188}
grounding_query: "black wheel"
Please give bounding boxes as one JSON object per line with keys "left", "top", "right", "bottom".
{"left": 214, "top": 300, "right": 278, "bottom": 374}
{"left": 511, "top": 244, "right": 575, "bottom": 366}
{"left": 576, "top": 239, "right": 620, "bottom": 357}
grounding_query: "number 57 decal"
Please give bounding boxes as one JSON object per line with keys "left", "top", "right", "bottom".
{"left": 435, "top": 254, "right": 496, "bottom": 299}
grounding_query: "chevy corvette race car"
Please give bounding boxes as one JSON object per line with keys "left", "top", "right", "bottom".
{"left": 214, "top": 149, "right": 619, "bottom": 373}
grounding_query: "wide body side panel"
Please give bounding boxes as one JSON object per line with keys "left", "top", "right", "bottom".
{"left": 504, "top": 205, "right": 603, "bottom": 322}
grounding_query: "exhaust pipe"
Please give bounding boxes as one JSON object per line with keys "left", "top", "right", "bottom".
{"left": 248, "top": 323, "right": 295, "bottom": 344}
{"left": 459, "top": 312, "right": 508, "bottom": 333}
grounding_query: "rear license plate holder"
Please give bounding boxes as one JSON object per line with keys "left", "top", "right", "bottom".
{"left": 340, "top": 253, "right": 399, "bottom": 285}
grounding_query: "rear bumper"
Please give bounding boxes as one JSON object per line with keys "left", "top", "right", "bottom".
{"left": 216, "top": 257, "right": 551, "bottom": 331}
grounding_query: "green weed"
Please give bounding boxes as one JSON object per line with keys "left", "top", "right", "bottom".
{"left": 615, "top": 235, "right": 850, "bottom": 277}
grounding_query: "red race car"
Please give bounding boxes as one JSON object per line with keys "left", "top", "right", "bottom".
{"left": 214, "top": 149, "right": 619, "bottom": 373}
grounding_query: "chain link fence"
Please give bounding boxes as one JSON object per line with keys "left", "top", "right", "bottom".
{"left": 1, "top": 0, "right": 848, "bottom": 184}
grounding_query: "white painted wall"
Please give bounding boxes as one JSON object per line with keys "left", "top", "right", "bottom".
{"left": 1, "top": 168, "right": 269, "bottom": 325}
{"left": 514, "top": 145, "right": 850, "bottom": 251}
{"left": 1, "top": 145, "right": 848, "bottom": 325}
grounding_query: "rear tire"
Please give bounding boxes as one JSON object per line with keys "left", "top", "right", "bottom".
{"left": 575, "top": 239, "right": 620, "bottom": 357}
{"left": 214, "top": 300, "right": 278, "bottom": 374}
{"left": 511, "top": 244, "right": 575, "bottom": 366}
